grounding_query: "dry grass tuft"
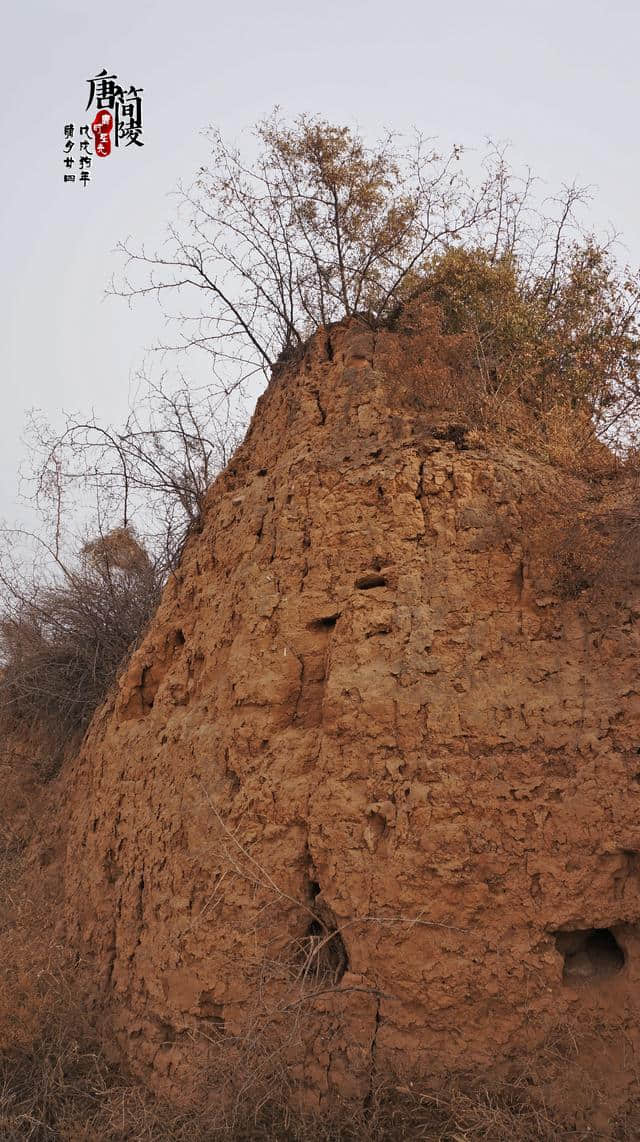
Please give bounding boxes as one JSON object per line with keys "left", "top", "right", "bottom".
{"left": 0, "top": 1041, "right": 625, "bottom": 1140}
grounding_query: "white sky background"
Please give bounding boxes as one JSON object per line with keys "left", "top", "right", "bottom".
{"left": 1, "top": 0, "right": 640, "bottom": 526}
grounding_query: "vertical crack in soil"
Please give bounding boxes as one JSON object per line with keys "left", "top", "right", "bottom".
{"left": 313, "top": 388, "right": 327, "bottom": 425}
{"left": 297, "top": 872, "right": 348, "bottom": 986}
{"left": 365, "top": 996, "right": 382, "bottom": 1109}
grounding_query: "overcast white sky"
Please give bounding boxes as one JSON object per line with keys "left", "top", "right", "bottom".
{"left": 2, "top": 0, "right": 640, "bottom": 524}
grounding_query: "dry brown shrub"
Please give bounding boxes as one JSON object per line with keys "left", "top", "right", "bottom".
{"left": 0, "top": 529, "right": 162, "bottom": 767}
{"left": 521, "top": 465, "right": 640, "bottom": 603}
{"left": 375, "top": 299, "right": 475, "bottom": 421}
{"left": 375, "top": 293, "right": 627, "bottom": 478}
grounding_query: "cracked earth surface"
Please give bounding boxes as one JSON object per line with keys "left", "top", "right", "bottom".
{"left": 63, "top": 322, "right": 640, "bottom": 1111}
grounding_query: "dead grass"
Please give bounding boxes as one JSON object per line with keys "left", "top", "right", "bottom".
{"left": 0, "top": 1036, "right": 619, "bottom": 1141}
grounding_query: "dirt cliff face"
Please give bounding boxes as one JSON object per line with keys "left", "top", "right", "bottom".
{"left": 63, "top": 322, "right": 640, "bottom": 1117}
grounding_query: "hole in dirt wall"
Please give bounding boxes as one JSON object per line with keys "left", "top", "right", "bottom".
{"left": 554, "top": 928, "right": 625, "bottom": 983}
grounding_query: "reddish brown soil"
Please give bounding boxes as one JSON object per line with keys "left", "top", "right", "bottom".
{"left": 58, "top": 322, "right": 640, "bottom": 1127}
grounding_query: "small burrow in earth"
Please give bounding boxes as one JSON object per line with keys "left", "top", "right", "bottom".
{"left": 355, "top": 573, "right": 387, "bottom": 589}
{"left": 554, "top": 927, "right": 625, "bottom": 983}
{"left": 308, "top": 613, "right": 341, "bottom": 630}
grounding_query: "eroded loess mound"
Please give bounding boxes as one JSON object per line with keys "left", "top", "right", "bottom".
{"left": 59, "top": 320, "right": 640, "bottom": 1128}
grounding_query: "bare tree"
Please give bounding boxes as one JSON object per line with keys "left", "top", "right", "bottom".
{"left": 0, "top": 374, "right": 244, "bottom": 754}
{"left": 25, "top": 374, "right": 245, "bottom": 574}
{"left": 111, "top": 113, "right": 640, "bottom": 443}
{"left": 112, "top": 115, "right": 562, "bottom": 386}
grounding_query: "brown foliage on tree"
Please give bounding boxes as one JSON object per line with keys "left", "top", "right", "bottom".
{"left": 113, "top": 112, "right": 640, "bottom": 458}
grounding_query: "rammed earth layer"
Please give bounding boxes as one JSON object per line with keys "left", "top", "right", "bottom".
{"left": 63, "top": 321, "right": 640, "bottom": 1119}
